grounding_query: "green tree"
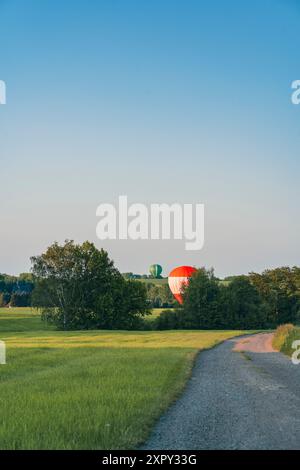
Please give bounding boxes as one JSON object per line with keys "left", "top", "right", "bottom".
{"left": 31, "top": 240, "right": 150, "bottom": 330}
{"left": 146, "top": 283, "right": 163, "bottom": 307}
{"left": 160, "top": 283, "right": 175, "bottom": 307}
{"left": 249, "top": 267, "right": 300, "bottom": 325}
{"left": 145, "top": 282, "right": 175, "bottom": 308}
{"left": 221, "top": 276, "right": 270, "bottom": 328}
{"left": 10, "top": 292, "right": 31, "bottom": 307}
{"left": 180, "top": 268, "right": 221, "bottom": 329}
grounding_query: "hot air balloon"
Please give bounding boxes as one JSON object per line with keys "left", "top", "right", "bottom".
{"left": 149, "top": 264, "right": 163, "bottom": 279}
{"left": 168, "top": 266, "right": 197, "bottom": 304}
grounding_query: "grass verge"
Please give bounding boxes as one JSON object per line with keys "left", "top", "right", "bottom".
{"left": 272, "top": 324, "right": 295, "bottom": 353}
{"left": 272, "top": 324, "right": 300, "bottom": 357}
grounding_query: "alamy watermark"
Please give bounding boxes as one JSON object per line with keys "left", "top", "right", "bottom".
{"left": 291, "top": 80, "right": 300, "bottom": 105}
{"left": 0, "top": 341, "right": 6, "bottom": 364}
{"left": 0, "top": 80, "right": 6, "bottom": 105}
{"left": 291, "top": 340, "right": 300, "bottom": 365}
{"left": 96, "top": 196, "right": 204, "bottom": 251}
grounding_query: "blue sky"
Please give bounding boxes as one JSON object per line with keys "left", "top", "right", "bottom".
{"left": 0, "top": 0, "right": 299, "bottom": 277}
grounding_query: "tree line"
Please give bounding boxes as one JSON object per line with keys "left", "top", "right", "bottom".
{"left": 154, "top": 267, "right": 300, "bottom": 330}
{"left": 0, "top": 273, "right": 34, "bottom": 307}
{"left": 2, "top": 241, "right": 300, "bottom": 330}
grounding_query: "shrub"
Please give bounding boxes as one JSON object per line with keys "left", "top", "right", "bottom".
{"left": 152, "top": 309, "right": 181, "bottom": 330}
{"left": 280, "top": 327, "right": 300, "bottom": 356}
{"left": 272, "top": 324, "right": 295, "bottom": 351}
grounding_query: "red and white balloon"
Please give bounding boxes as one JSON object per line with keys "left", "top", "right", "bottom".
{"left": 168, "top": 266, "right": 197, "bottom": 304}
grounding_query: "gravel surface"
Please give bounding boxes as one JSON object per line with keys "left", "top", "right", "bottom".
{"left": 143, "top": 334, "right": 300, "bottom": 450}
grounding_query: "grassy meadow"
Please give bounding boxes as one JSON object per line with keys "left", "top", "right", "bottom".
{"left": 0, "top": 307, "right": 246, "bottom": 450}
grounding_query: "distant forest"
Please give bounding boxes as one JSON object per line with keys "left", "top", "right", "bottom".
{"left": 0, "top": 273, "right": 34, "bottom": 307}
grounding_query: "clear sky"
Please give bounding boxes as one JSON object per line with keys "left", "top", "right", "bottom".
{"left": 0, "top": 0, "right": 299, "bottom": 278}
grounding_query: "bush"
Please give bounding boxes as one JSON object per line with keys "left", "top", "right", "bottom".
{"left": 280, "top": 327, "right": 300, "bottom": 356}
{"left": 152, "top": 309, "right": 181, "bottom": 330}
{"left": 272, "top": 324, "right": 295, "bottom": 351}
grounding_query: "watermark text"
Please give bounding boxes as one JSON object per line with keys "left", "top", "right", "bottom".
{"left": 96, "top": 196, "right": 204, "bottom": 251}
{"left": 292, "top": 340, "right": 300, "bottom": 365}
{"left": 0, "top": 80, "right": 6, "bottom": 105}
{"left": 0, "top": 341, "right": 6, "bottom": 364}
{"left": 291, "top": 80, "right": 300, "bottom": 105}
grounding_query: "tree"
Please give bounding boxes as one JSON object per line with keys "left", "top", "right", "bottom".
{"left": 221, "top": 276, "right": 270, "bottom": 329}
{"left": 159, "top": 283, "right": 174, "bottom": 307}
{"left": 145, "top": 282, "right": 175, "bottom": 308}
{"left": 146, "top": 283, "right": 162, "bottom": 308}
{"left": 0, "top": 272, "right": 34, "bottom": 306}
{"left": 10, "top": 292, "right": 31, "bottom": 307}
{"left": 31, "top": 240, "right": 150, "bottom": 330}
{"left": 249, "top": 267, "right": 300, "bottom": 325}
{"left": 123, "top": 272, "right": 134, "bottom": 279}
{"left": 180, "top": 268, "right": 221, "bottom": 329}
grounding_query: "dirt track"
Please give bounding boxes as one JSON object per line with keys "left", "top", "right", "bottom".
{"left": 143, "top": 333, "right": 300, "bottom": 450}
{"left": 233, "top": 333, "right": 276, "bottom": 353}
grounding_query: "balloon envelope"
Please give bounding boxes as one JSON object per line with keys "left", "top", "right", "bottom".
{"left": 168, "top": 266, "right": 197, "bottom": 304}
{"left": 149, "top": 264, "right": 163, "bottom": 278}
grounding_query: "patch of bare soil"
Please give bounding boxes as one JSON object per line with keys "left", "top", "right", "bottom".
{"left": 233, "top": 333, "right": 277, "bottom": 353}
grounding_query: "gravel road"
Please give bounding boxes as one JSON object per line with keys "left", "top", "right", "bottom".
{"left": 143, "top": 333, "right": 300, "bottom": 450}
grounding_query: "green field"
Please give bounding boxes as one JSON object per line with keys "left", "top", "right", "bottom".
{"left": 0, "top": 307, "right": 246, "bottom": 450}
{"left": 0, "top": 307, "right": 54, "bottom": 332}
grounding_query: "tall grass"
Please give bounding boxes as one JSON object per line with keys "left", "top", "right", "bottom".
{"left": 272, "top": 324, "right": 296, "bottom": 352}
{"left": 275, "top": 326, "right": 300, "bottom": 357}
